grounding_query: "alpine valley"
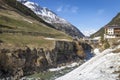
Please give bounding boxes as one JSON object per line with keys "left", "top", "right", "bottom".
{"left": 0, "top": 0, "right": 88, "bottom": 80}
{"left": 0, "top": 0, "right": 120, "bottom": 80}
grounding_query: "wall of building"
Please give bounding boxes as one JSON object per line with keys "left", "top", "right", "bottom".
{"left": 104, "top": 34, "right": 116, "bottom": 39}
{"left": 106, "top": 28, "right": 114, "bottom": 35}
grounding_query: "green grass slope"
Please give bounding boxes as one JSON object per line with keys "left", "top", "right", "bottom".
{"left": 0, "top": 0, "right": 72, "bottom": 49}
{"left": 90, "top": 27, "right": 104, "bottom": 38}
{"left": 108, "top": 13, "right": 120, "bottom": 25}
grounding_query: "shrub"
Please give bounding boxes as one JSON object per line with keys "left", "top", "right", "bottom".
{"left": 112, "top": 48, "right": 120, "bottom": 53}
{"left": 104, "top": 40, "right": 110, "bottom": 49}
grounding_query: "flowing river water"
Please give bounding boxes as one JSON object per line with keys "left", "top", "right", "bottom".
{"left": 21, "top": 50, "right": 94, "bottom": 80}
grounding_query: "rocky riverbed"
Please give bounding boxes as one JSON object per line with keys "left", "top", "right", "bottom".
{"left": 0, "top": 41, "right": 92, "bottom": 80}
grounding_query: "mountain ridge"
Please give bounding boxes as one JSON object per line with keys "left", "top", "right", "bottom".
{"left": 18, "top": 0, "right": 84, "bottom": 38}
{"left": 0, "top": 0, "right": 73, "bottom": 48}
{"left": 91, "top": 13, "right": 120, "bottom": 37}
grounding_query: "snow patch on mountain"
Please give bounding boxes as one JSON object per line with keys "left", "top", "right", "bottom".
{"left": 94, "top": 48, "right": 100, "bottom": 55}
{"left": 21, "top": 1, "right": 67, "bottom": 23}
{"left": 17, "top": 0, "right": 28, "bottom": 3}
{"left": 49, "top": 62, "right": 79, "bottom": 72}
{"left": 23, "top": 18, "right": 33, "bottom": 23}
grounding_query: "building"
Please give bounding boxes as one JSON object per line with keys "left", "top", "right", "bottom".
{"left": 104, "top": 25, "right": 120, "bottom": 38}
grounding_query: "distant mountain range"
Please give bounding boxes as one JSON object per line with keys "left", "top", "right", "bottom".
{"left": 18, "top": 0, "right": 84, "bottom": 38}
{"left": 91, "top": 13, "right": 120, "bottom": 37}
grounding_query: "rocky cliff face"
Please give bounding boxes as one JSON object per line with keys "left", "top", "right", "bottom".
{"left": 0, "top": 41, "right": 91, "bottom": 80}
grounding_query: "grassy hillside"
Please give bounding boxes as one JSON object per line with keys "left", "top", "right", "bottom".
{"left": 0, "top": 0, "right": 72, "bottom": 49}
{"left": 90, "top": 27, "right": 104, "bottom": 38}
{"left": 90, "top": 13, "right": 120, "bottom": 37}
{"left": 3, "top": 0, "right": 54, "bottom": 27}
{"left": 108, "top": 13, "right": 120, "bottom": 25}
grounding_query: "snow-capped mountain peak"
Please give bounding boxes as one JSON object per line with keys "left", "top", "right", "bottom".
{"left": 22, "top": 1, "right": 67, "bottom": 23}
{"left": 17, "top": 0, "right": 28, "bottom": 3}
{"left": 18, "top": 0, "right": 84, "bottom": 38}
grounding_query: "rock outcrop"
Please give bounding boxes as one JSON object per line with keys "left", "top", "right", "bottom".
{"left": 0, "top": 41, "right": 91, "bottom": 79}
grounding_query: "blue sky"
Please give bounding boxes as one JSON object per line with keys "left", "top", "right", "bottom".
{"left": 29, "top": 0, "right": 120, "bottom": 36}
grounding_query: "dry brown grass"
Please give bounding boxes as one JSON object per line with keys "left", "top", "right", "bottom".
{"left": 0, "top": 33, "right": 55, "bottom": 49}
{"left": 75, "top": 41, "right": 86, "bottom": 58}
{"left": 112, "top": 48, "right": 120, "bottom": 53}
{"left": 0, "top": 7, "right": 72, "bottom": 49}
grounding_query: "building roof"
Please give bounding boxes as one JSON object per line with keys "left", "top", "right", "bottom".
{"left": 104, "top": 25, "right": 120, "bottom": 28}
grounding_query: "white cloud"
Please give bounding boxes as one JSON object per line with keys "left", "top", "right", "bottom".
{"left": 56, "top": 5, "right": 79, "bottom": 13}
{"left": 97, "top": 9, "right": 105, "bottom": 15}
{"left": 64, "top": 5, "right": 70, "bottom": 12}
{"left": 71, "top": 7, "right": 79, "bottom": 13}
{"left": 56, "top": 6, "right": 63, "bottom": 12}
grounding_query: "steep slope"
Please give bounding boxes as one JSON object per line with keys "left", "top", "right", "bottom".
{"left": 18, "top": 0, "right": 84, "bottom": 38}
{"left": 0, "top": 0, "right": 72, "bottom": 48}
{"left": 91, "top": 13, "right": 120, "bottom": 37}
{"left": 56, "top": 47, "right": 120, "bottom": 80}
{"left": 108, "top": 13, "right": 120, "bottom": 25}
{"left": 0, "top": 1, "right": 87, "bottom": 79}
{"left": 90, "top": 27, "right": 104, "bottom": 37}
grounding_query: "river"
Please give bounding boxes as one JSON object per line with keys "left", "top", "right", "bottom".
{"left": 20, "top": 50, "right": 94, "bottom": 80}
